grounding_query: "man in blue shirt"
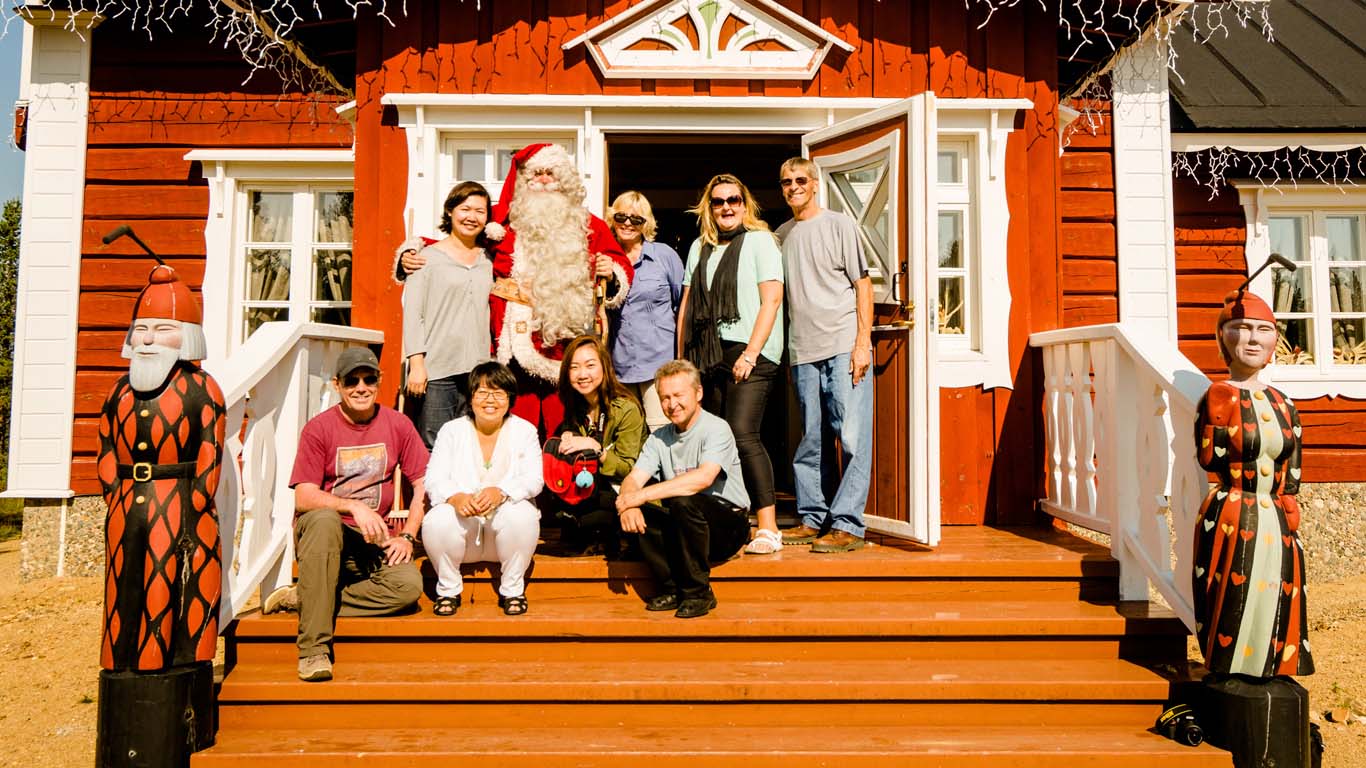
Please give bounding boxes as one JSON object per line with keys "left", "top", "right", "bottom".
{"left": 616, "top": 360, "right": 750, "bottom": 618}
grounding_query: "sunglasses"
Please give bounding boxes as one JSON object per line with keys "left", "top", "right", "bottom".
{"left": 341, "top": 373, "right": 379, "bottom": 388}
{"left": 710, "top": 195, "right": 744, "bottom": 208}
{"left": 779, "top": 177, "right": 811, "bottom": 188}
{"left": 613, "top": 212, "right": 647, "bottom": 226}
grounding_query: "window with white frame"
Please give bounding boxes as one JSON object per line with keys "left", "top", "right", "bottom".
{"left": 937, "top": 139, "right": 974, "bottom": 346}
{"left": 1239, "top": 184, "right": 1366, "bottom": 398}
{"left": 439, "top": 136, "right": 575, "bottom": 214}
{"left": 823, "top": 147, "right": 896, "bottom": 303}
{"left": 238, "top": 186, "right": 353, "bottom": 339}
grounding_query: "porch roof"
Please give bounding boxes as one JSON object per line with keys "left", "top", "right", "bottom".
{"left": 1169, "top": 1, "right": 1366, "bottom": 131}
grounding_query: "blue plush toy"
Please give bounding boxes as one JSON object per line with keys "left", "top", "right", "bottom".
{"left": 574, "top": 468, "right": 594, "bottom": 488}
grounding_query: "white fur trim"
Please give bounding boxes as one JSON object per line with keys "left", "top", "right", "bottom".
{"left": 603, "top": 261, "right": 631, "bottom": 310}
{"left": 498, "top": 302, "right": 564, "bottom": 382}
{"left": 483, "top": 221, "right": 505, "bottom": 242}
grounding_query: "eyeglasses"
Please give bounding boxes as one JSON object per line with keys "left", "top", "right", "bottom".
{"left": 613, "top": 213, "right": 646, "bottom": 227}
{"left": 710, "top": 195, "right": 744, "bottom": 208}
{"left": 341, "top": 373, "right": 379, "bottom": 388}
{"left": 472, "top": 389, "right": 509, "bottom": 402}
{"left": 779, "top": 177, "right": 811, "bottom": 189}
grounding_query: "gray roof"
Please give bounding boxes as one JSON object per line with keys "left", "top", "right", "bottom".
{"left": 1169, "top": 0, "right": 1366, "bottom": 131}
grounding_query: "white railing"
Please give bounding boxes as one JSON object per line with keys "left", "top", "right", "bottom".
{"left": 1030, "top": 324, "right": 1211, "bottom": 631}
{"left": 205, "top": 322, "right": 384, "bottom": 623}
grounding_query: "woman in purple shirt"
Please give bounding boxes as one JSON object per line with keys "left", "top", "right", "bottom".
{"left": 607, "top": 191, "right": 684, "bottom": 432}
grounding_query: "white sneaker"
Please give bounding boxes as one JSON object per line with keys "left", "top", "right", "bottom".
{"left": 264, "top": 584, "right": 299, "bottom": 614}
{"left": 298, "top": 653, "right": 332, "bottom": 682}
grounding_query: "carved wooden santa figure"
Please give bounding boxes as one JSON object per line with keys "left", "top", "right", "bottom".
{"left": 483, "top": 143, "right": 631, "bottom": 434}
{"left": 95, "top": 264, "right": 226, "bottom": 767}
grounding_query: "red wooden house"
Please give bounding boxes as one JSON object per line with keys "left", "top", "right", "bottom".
{"left": 6, "top": 0, "right": 1330, "bottom": 763}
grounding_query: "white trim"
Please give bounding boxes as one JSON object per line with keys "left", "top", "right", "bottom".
{"left": 1112, "top": 32, "right": 1179, "bottom": 347}
{"left": 1237, "top": 183, "right": 1366, "bottom": 399}
{"left": 1173, "top": 133, "right": 1366, "bottom": 154}
{"left": 383, "top": 93, "right": 898, "bottom": 110}
{"left": 808, "top": 130, "right": 901, "bottom": 304}
{"left": 561, "top": 0, "right": 852, "bottom": 80}
{"left": 5, "top": 14, "right": 100, "bottom": 498}
{"left": 187, "top": 151, "right": 355, "bottom": 368}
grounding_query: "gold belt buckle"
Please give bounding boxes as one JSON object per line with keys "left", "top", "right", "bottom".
{"left": 515, "top": 321, "right": 528, "bottom": 334}
{"left": 132, "top": 462, "right": 153, "bottom": 482}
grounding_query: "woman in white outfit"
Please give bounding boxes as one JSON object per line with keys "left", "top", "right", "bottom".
{"left": 421, "top": 361, "right": 543, "bottom": 616}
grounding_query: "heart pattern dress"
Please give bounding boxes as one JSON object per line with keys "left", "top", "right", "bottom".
{"left": 1193, "top": 380, "right": 1313, "bottom": 677}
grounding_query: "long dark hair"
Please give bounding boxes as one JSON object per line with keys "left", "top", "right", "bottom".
{"left": 557, "top": 335, "right": 637, "bottom": 431}
{"left": 438, "top": 181, "right": 491, "bottom": 238}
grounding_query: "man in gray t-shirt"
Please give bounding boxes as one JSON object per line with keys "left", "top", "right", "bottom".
{"left": 773, "top": 157, "right": 875, "bottom": 554}
{"left": 617, "top": 360, "right": 750, "bottom": 619}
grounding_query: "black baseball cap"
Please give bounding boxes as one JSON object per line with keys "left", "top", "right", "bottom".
{"left": 335, "top": 347, "right": 381, "bottom": 379}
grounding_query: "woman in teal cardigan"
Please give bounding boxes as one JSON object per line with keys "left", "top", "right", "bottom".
{"left": 553, "top": 335, "right": 648, "bottom": 556}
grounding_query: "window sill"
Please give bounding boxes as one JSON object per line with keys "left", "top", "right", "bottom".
{"left": 1265, "top": 366, "right": 1366, "bottom": 400}
{"left": 936, "top": 345, "right": 1012, "bottom": 391}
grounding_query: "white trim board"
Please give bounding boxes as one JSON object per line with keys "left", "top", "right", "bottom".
{"left": 1173, "top": 133, "right": 1366, "bottom": 154}
{"left": 3, "top": 15, "right": 100, "bottom": 499}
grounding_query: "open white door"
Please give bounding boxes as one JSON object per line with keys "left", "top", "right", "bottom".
{"left": 802, "top": 94, "right": 940, "bottom": 546}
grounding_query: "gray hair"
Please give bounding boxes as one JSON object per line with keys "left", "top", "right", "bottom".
{"left": 654, "top": 358, "right": 702, "bottom": 389}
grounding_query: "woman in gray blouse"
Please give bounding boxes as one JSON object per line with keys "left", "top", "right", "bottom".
{"left": 403, "top": 181, "right": 495, "bottom": 447}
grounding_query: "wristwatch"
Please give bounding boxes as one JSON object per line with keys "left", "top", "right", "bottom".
{"left": 398, "top": 532, "right": 416, "bottom": 544}
{"left": 741, "top": 352, "right": 756, "bottom": 365}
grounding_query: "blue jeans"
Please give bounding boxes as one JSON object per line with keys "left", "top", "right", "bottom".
{"left": 792, "top": 353, "right": 873, "bottom": 537}
{"left": 418, "top": 374, "right": 468, "bottom": 448}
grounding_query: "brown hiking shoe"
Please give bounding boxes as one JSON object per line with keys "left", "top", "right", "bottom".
{"left": 298, "top": 653, "right": 333, "bottom": 682}
{"left": 780, "top": 524, "right": 822, "bottom": 544}
{"left": 811, "top": 530, "right": 866, "bottom": 553}
{"left": 264, "top": 584, "right": 299, "bottom": 614}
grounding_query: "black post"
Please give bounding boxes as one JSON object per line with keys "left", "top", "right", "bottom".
{"left": 95, "top": 662, "right": 216, "bottom": 767}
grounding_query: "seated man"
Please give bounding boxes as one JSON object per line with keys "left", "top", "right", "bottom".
{"left": 615, "top": 360, "right": 750, "bottom": 619}
{"left": 269, "top": 347, "right": 429, "bottom": 682}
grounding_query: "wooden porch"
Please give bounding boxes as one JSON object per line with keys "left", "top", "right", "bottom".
{"left": 196, "top": 525, "right": 1231, "bottom": 766}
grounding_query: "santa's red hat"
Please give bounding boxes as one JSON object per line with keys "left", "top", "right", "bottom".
{"left": 133, "top": 264, "right": 202, "bottom": 324}
{"left": 485, "top": 143, "right": 576, "bottom": 242}
{"left": 1216, "top": 289, "right": 1275, "bottom": 330}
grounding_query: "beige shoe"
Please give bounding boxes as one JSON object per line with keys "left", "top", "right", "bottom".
{"left": 298, "top": 653, "right": 333, "bottom": 682}
{"left": 264, "top": 584, "right": 299, "bottom": 614}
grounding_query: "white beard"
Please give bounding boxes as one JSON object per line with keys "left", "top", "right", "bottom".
{"left": 508, "top": 188, "right": 594, "bottom": 345}
{"left": 129, "top": 345, "right": 179, "bottom": 393}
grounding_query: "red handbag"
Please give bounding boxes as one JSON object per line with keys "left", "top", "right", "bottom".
{"left": 542, "top": 437, "right": 599, "bottom": 505}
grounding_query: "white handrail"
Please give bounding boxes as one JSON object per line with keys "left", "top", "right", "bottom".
{"left": 1030, "top": 323, "right": 1211, "bottom": 631}
{"left": 204, "top": 322, "right": 385, "bottom": 623}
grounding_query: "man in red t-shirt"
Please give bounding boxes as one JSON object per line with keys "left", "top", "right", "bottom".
{"left": 270, "top": 346, "right": 430, "bottom": 682}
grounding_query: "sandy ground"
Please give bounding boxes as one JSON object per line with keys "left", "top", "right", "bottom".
{"left": 0, "top": 540, "right": 1362, "bottom": 768}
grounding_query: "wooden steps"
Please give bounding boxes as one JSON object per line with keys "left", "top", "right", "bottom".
{"left": 196, "top": 527, "right": 1231, "bottom": 767}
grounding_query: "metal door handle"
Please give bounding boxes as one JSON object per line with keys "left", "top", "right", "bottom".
{"left": 872, "top": 319, "right": 914, "bottom": 332}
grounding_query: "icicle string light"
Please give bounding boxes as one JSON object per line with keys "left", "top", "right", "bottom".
{"left": 1174, "top": 148, "right": 1366, "bottom": 199}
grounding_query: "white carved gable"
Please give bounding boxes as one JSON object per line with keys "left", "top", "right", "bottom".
{"left": 562, "top": 0, "right": 855, "bottom": 80}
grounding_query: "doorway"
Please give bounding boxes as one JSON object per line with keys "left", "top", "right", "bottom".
{"left": 606, "top": 133, "right": 803, "bottom": 510}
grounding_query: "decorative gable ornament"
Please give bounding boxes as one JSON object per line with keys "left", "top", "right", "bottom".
{"left": 562, "top": 0, "right": 855, "bottom": 80}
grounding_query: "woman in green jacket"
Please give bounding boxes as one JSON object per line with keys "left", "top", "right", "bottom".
{"left": 553, "top": 335, "right": 647, "bottom": 556}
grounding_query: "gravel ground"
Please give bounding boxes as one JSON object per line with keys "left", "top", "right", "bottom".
{"left": 1, "top": 534, "right": 1362, "bottom": 767}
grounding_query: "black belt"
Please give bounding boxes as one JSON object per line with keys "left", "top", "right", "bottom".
{"left": 116, "top": 461, "right": 197, "bottom": 482}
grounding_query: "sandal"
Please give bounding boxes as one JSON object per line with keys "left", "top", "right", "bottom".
{"left": 743, "top": 528, "right": 783, "bottom": 555}
{"left": 432, "top": 595, "right": 461, "bottom": 616}
{"left": 498, "top": 594, "right": 529, "bottom": 616}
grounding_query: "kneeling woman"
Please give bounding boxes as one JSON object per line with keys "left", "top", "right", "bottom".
{"left": 553, "top": 335, "right": 647, "bottom": 555}
{"left": 422, "top": 361, "right": 544, "bottom": 616}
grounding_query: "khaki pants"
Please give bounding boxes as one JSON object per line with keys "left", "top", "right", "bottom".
{"left": 295, "top": 508, "right": 423, "bottom": 659}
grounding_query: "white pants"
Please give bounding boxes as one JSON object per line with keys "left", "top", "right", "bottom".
{"left": 421, "top": 501, "right": 540, "bottom": 598}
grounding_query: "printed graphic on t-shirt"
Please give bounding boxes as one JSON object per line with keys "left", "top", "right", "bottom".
{"left": 332, "top": 443, "right": 388, "bottom": 510}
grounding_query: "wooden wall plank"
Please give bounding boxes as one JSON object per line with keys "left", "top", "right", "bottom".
{"left": 1064, "top": 296, "right": 1118, "bottom": 326}
{"left": 88, "top": 96, "right": 352, "bottom": 147}
{"left": 1176, "top": 244, "right": 1247, "bottom": 272}
{"left": 1060, "top": 222, "right": 1116, "bottom": 258}
{"left": 1063, "top": 258, "right": 1117, "bottom": 293}
{"left": 84, "top": 185, "right": 208, "bottom": 219}
{"left": 1060, "top": 189, "right": 1116, "bottom": 220}
{"left": 871, "top": 0, "right": 922, "bottom": 98}
{"left": 938, "top": 387, "right": 981, "bottom": 524}
{"left": 1060, "top": 152, "right": 1114, "bottom": 190}
{"left": 87, "top": 147, "right": 197, "bottom": 182}
{"left": 547, "top": 0, "right": 600, "bottom": 94}
{"left": 80, "top": 259, "right": 207, "bottom": 291}
{"left": 83, "top": 220, "right": 205, "bottom": 257}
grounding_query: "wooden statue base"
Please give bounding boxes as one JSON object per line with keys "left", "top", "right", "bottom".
{"left": 1198, "top": 674, "right": 1317, "bottom": 768}
{"left": 96, "top": 661, "right": 216, "bottom": 768}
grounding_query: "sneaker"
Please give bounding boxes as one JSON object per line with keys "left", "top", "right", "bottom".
{"left": 780, "top": 524, "right": 822, "bottom": 545}
{"left": 645, "top": 594, "right": 679, "bottom": 612}
{"left": 810, "top": 530, "right": 866, "bottom": 554}
{"left": 297, "top": 653, "right": 332, "bottom": 682}
{"left": 264, "top": 584, "right": 299, "bottom": 614}
{"left": 675, "top": 594, "right": 718, "bottom": 619}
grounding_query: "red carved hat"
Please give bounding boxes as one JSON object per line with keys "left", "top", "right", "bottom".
{"left": 133, "top": 264, "right": 202, "bottom": 324}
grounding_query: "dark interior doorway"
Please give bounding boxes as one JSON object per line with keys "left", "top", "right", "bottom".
{"left": 606, "top": 133, "right": 804, "bottom": 513}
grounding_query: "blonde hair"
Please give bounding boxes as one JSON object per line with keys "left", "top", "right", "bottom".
{"left": 779, "top": 157, "right": 820, "bottom": 183}
{"left": 688, "top": 173, "right": 768, "bottom": 247}
{"left": 609, "top": 190, "right": 658, "bottom": 241}
{"left": 654, "top": 358, "right": 702, "bottom": 389}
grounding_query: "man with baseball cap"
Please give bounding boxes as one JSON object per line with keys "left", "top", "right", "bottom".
{"left": 268, "top": 346, "right": 430, "bottom": 682}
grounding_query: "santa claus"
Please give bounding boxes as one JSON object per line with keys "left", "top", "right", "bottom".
{"left": 397, "top": 143, "right": 631, "bottom": 434}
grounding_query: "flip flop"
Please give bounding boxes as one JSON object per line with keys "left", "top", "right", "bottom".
{"left": 743, "top": 528, "right": 783, "bottom": 555}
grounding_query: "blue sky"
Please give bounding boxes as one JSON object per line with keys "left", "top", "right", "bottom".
{"left": 2, "top": 29, "right": 23, "bottom": 205}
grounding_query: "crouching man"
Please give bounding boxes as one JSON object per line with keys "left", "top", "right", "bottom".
{"left": 272, "top": 347, "right": 429, "bottom": 681}
{"left": 615, "top": 360, "right": 750, "bottom": 619}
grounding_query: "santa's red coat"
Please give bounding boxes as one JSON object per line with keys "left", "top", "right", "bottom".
{"left": 487, "top": 211, "right": 632, "bottom": 381}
